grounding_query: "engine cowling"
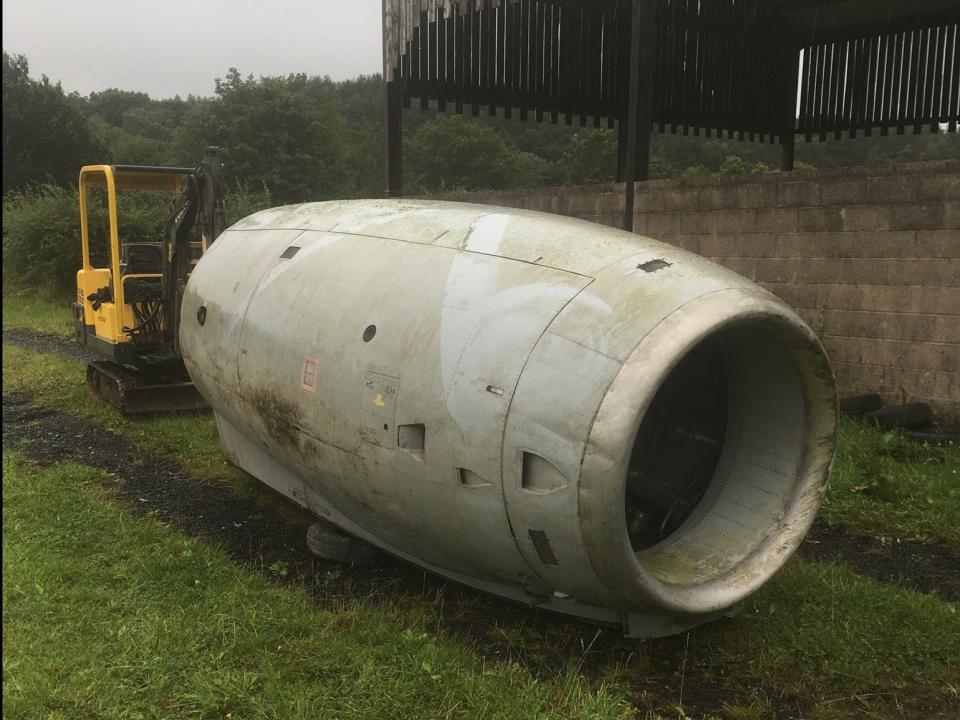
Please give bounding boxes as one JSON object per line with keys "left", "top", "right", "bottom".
{"left": 180, "top": 199, "right": 837, "bottom": 637}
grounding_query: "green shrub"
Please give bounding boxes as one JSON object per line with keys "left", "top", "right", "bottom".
{"left": 2, "top": 183, "right": 169, "bottom": 294}
{"left": 719, "top": 154, "right": 747, "bottom": 175}
{"left": 406, "top": 115, "right": 547, "bottom": 193}
{"left": 3, "top": 179, "right": 274, "bottom": 294}
{"left": 225, "top": 179, "right": 273, "bottom": 226}
{"left": 3, "top": 183, "right": 85, "bottom": 294}
{"left": 680, "top": 164, "right": 711, "bottom": 178}
{"left": 554, "top": 128, "right": 617, "bottom": 184}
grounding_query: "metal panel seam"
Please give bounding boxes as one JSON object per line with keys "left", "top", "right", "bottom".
{"left": 229, "top": 226, "right": 594, "bottom": 279}
{"left": 233, "top": 230, "right": 307, "bottom": 384}
{"left": 499, "top": 276, "right": 596, "bottom": 587}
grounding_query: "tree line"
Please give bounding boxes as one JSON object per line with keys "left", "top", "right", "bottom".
{"left": 5, "top": 50, "right": 959, "bottom": 203}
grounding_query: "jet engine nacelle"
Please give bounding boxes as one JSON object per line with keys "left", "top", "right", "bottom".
{"left": 180, "top": 200, "right": 836, "bottom": 637}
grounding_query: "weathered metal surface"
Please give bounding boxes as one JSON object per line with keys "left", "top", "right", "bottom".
{"left": 180, "top": 200, "right": 837, "bottom": 636}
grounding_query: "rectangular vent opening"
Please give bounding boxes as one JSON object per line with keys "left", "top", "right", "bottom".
{"left": 528, "top": 529, "right": 559, "bottom": 566}
{"left": 397, "top": 424, "right": 425, "bottom": 461}
{"left": 280, "top": 245, "right": 301, "bottom": 259}
{"left": 638, "top": 258, "right": 671, "bottom": 273}
{"left": 458, "top": 468, "right": 492, "bottom": 488}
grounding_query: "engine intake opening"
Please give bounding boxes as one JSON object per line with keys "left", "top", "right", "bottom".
{"left": 626, "top": 317, "right": 830, "bottom": 588}
{"left": 626, "top": 338, "right": 727, "bottom": 551}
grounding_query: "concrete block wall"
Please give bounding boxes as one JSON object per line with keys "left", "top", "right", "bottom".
{"left": 436, "top": 160, "right": 960, "bottom": 419}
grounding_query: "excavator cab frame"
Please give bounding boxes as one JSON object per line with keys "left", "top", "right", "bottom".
{"left": 74, "top": 148, "right": 226, "bottom": 413}
{"left": 76, "top": 164, "right": 194, "bottom": 363}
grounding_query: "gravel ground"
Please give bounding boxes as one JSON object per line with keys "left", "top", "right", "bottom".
{"left": 2, "top": 329, "right": 93, "bottom": 362}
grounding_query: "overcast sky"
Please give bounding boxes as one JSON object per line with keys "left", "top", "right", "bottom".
{"left": 2, "top": 0, "right": 384, "bottom": 98}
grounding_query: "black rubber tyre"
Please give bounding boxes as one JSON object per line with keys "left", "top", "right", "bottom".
{"left": 838, "top": 393, "right": 883, "bottom": 417}
{"left": 306, "top": 521, "right": 379, "bottom": 566}
{"left": 903, "top": 428, "right": 959, "bottom": 446}
{"left": 863, "top": 402, "right": 933, "bottom": 430}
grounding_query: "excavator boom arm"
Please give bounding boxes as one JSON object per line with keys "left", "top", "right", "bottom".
{"left": 161, "top": 147, "right": 226, "bottom": 356}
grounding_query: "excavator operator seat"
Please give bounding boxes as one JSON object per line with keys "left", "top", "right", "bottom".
{"left": 119, "top": 242, "right": 163, "bottom": 276}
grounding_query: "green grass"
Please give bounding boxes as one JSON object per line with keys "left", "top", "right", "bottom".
{"left": 2, "top": 454, "right": 630, "bottom": 719}
{"left": 822, "top": 419, "right": 960, "bottom": 546}
{"left": 4, "top": 452, "right": 958, "bottom": 719}
{"left": 704, "top": 559, "right": 959, "bottom": 692}
{"left": 2, "top": 288, "right": 74, "bottom": 337}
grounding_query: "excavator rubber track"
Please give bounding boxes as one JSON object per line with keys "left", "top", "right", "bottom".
{"left": 86, "top": 360, "right": 208, "bottom": 415}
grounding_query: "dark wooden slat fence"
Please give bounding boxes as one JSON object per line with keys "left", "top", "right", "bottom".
{"left": 385, "top": 0, "right": 958, "bottom": 139}
{"left": 382, "top": 0, "right": 959, "bottom": 201}
{"left": 797, "top": 21, "right": 960, "bottom": 139}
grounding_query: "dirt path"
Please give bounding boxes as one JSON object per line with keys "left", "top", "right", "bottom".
{"left": 2, "top": 329, "right": 93, "bottom": 362}
{"left": 2, "top": 391, "right": 321, "bottom": 580}
{"left": 802, "top": 521, "right": 960, "bottom": 602}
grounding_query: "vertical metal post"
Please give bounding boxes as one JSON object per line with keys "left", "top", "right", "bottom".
{"left": 781, "top": 47, "right": 801, "bottom": 171}
{"left": 616, "top": 116, "right": 628, "bottom": 183}
{"left": 623, "top": 0, "right": 655, "bottom": 232}
{"left": 622, "top": 5, "right": 643, "bottom": 231}
{"left": 634, "top": 7, "right": 655, "bottom": 186}
{"left": 382, "top": 0, "right": 403, "bottom": 197}
{"left": 385, "top": 81, "right": 404, "bottom": 197}
{"left": 781, "top": 133, "right": 796, "bottom": 171}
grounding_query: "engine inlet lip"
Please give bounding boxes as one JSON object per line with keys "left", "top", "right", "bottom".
{"left": 579, "top": 288, "right": 837, "bottom": 616}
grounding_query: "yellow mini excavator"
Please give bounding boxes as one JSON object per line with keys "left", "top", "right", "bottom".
{"left": 73, "top": 147, "right": 226, "bottom": 413}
